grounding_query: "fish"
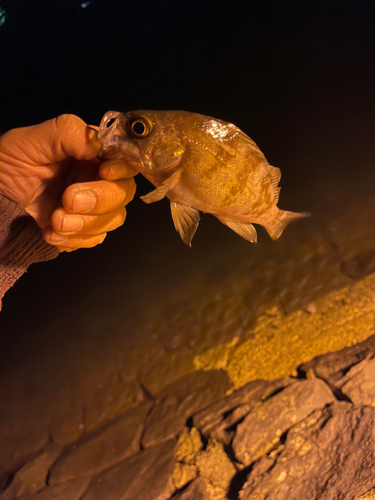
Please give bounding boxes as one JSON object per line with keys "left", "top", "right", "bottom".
{"left": 97, "top": 110, "right": 309, "bottom": 246}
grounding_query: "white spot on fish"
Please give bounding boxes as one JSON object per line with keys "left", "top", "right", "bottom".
{"left": 203, "top": 120, "right": 230, "bottom": 139}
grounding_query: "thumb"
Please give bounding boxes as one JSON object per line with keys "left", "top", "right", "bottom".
{"left": 2, "top": 114, "right": 101, "bottom": 165}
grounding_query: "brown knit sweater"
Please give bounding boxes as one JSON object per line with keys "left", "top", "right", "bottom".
{"left": 0, "top": 194, "right": 59, "bottom": 303}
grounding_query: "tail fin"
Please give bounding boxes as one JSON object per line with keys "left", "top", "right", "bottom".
{"left": 266, "top": 210, "right": 310, "bottom": 241}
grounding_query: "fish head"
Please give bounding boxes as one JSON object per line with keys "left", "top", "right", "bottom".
{"left": 98, "top": 110, "right": 187, "bottom": 174}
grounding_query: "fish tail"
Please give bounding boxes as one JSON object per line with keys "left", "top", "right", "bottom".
{"left": 266, "top": 210, "right": 311, "bottom": 241}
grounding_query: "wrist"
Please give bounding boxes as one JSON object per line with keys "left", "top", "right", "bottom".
{"left": 0, "top": 194, "right": 59, "bottom": 301}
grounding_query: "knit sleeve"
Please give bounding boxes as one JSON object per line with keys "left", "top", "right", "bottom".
{"left": 0, "top": 194, "right": 59, "bottom": 303}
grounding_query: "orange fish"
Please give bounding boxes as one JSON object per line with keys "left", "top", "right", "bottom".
{"left": 97, "top": 110, "right": 309, "bottom": 246}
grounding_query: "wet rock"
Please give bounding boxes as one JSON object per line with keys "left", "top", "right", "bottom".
{"left": 239, "top": 403, "right": 375, "bottom": 500}
{"left": 278, "top": 255, "right": 350, "bottom": 315}
{"left": 81, "top": 440, "right": 176, "bottom": 500}
{"left": 341, "top": 248, "right": 375, "bottom": 281}
{"left": 226, "top": 274, "right": 375, "bottom": 388}
{"left": 172, "top": 462, "right": 198, "bottom": 490}
{"left": 49, "top": 401, "right": 152, "bottom": 485}
{"left": 142, "top": 370, "right": 231, "bottom": 448}
{"left": 136, "top": 344, "right": 196, "bottom": 398}
{"left": 172, "top": 478, "right": 210, "bottom": 500}
{"left": 48, "top": 390, "right": 85, "bottom": 444}
{"left": 193, "top": 294, "right": 249, "bottom": 354}
{"left": 300, "top": 333, "right": 375, "bottom": 388}
{"left": 232, "top": 378, "right": 335, "bottom": 465}
{"left": 0, "top": 444, "right": 62, "bottom": 500}
{"left": 355, "top": 489, "right": 375, "bottom": 500}
{"left": 22, "top": 477, "right": 90, "bottom": 500}
{"left": 194, "top": 438, "right": 237, "bottom": 496}
{"left": 84, "top": 379, "right": 142, "bottom": 432}
{"left": 0, "top": 422, "right": 49, "bottom": 488}
{"left": 175, "top": 427, "right": 203, "bottom": 463}
{"left": 193, "top": 378, "right": 291, "bottom": 441}
{"left": 172, "top": 427, "right": 202, "bottom": 490}
{"left": 338, "top": 358, "right": 375, "bottom": 405}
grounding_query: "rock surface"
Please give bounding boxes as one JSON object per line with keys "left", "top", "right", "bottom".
{"left": 193, "top": 378, "right": 291, "bottom": 436}
{"left": 2, "top": 335, "right": 375, "bottom": 499}
{"left": 239, "top": 403, "right": 375, "bottom": 500}
{"left": 81, "top": 440, "right": 176, "bottom": 500}
{"left": 23, "top": 477, "right": 90, "bottom": 500}
{"left": 0, "top": 444, "right": 62, "bottom": 500}
{"left": 300, "top": 334, "right": 375, "bottom": 389}
{"left": 142, "top": 370, "right": 231, "bottom": 448}
{"left": 232, "top": 378, "right": 335, "bottom": 465}
{"left": 49, "top": 401, "right": 152, "bottom": 484}
{"left": 339, "top": 358, "right": 375, "bottom": 405}
{"left": 172, "top": 478, "right": 211, "bottom": 500}
{"left": 194, "top": 438, "right": 237, "bottom": 496}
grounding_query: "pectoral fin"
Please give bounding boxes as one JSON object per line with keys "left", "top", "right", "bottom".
{"left": 140, "top": 170, "right": 181, "bottom": 204}
{"left": 219, "top": 218, "right": 257, "bottom": 243}
{"left": 170, "top": 202, "right": 200, "bottom": 247}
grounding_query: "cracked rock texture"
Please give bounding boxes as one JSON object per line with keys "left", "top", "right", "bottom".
{"left": 173, "top": 478, "right": 211, "bottom": 500}
{"left": 232, "top": 378, "right": 335, "bottom": 465}
{"left": 240, "top": 402, "right": 375, "bottom": 500}
{"left": 49, "top": 401, "right": 152, "bottom": 484}
{"left": 81, "top": 440, "right": 176, "bottom": 500}
{"left": 0, "top": 334, "right": 374, "bottom": 500}
{"left": 142, "top": 369, "right": 231, "bottom": 448}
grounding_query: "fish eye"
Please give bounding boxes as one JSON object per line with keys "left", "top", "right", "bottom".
{"left": 128, "top": 117, "right": 152, "bottom": 138}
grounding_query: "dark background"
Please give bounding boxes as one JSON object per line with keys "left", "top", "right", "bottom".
{"left": 0, "top": 0, "right": 374, "bottom": 361}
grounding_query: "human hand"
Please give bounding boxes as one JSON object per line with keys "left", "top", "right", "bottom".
{"left": 0, "top": 114, "right": 137, "bottom": 252}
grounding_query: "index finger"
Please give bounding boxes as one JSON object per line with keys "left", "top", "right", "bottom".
{"left": 0, "top": 115, "right": 101, "bottom": 166}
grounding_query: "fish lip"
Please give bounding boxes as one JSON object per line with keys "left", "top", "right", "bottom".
{"left": 97, "top": 111, "right": 128, "bottom": 159}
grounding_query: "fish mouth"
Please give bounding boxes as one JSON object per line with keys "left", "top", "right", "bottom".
{"left": 98, "top": 111, "right": 125, "bottom": 140}
{"left": 97, "top": 111, "right": 127, "bottom": 160}
{"left": 97, "top": 111, "right": 143, "bottom": 165}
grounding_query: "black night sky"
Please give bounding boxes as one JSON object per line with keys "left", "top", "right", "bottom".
{"left": 0, "top": 0, "right": 375, "bottom": 358}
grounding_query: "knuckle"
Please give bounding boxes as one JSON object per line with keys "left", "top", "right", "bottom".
{"left": 55, "top": 114, "right": 81, "bottom": 132}
{"left": 54, "top": 114, "right": 87, "bottom": 149}
{"left": 50, "top": 210, "right": 63, "bottom": 232}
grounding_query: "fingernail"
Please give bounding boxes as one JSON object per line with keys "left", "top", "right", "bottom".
{"left": 61, "top": 214, "right": 84, "bottom": 233}
{"left": 72, "top": 191, "right": 97, "bottom": 213}
{"left": 49, "top": 233, "right": 68, "bottom": 243}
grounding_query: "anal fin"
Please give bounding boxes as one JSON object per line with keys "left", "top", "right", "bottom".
{"left": 140, "top": 170, "right": 180, "bottom": 204}
{"left": 170, "top": 202, "right": 200, "bottom": 247}
{"left": 219, "top": 218, "right": 257, "bottom": 243}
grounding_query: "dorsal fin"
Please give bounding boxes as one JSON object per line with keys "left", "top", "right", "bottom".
{"left": 265, "top": 164, "right": 282, "bottom": 203}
